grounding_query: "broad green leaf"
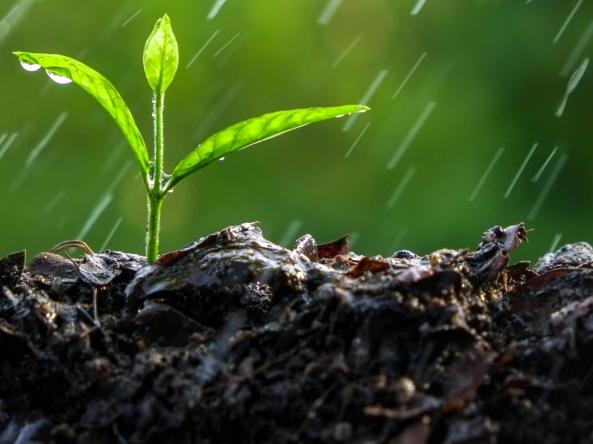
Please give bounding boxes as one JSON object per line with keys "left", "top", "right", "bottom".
{"left": 168, "top": 105, "right": 370, "bottom": 188}
{"left": 143, "top": 14, "right": 178, "bottom": 94}
{"left": 13, "top": 51, "right": 151, "bottom": 176}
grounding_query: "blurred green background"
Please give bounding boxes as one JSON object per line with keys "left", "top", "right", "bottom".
{"left": 0, "top": 0, "right": 591, "bottom": 261}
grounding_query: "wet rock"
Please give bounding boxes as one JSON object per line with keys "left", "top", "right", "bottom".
{"left": 78, "top": 251, "right": 146, "bottom": 286}
{"left": 533, "top": 242, "right": 593, "bottom": 273}
{"left": 26, "top": 252, "right": 79, "bottom": 280}
{"left": 24, "top": 252, "right": 80, "bottom": 295}
{"left": 23, "top": 250, "right": 145, "bottom": 299}
{"left": 392, "top": 250, "right": 419, "bottom": 260}
{"left": 294, "top": 234, "right": 318, "bottom": 261}
{"left": 0, "top": 251, "right": 25, "bottom": 287}
{"left": 125, "top": 222, "right": 308, "bottom": 327}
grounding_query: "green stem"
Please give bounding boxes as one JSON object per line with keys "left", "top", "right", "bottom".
{"left": 153, "top": 92, "right": 165, "bottom": 192}
{"left": 146, "top": 92, "right": 166, "bottom": 263}
{"left": 146, "top": 195, "right": 162, "bottom": 263}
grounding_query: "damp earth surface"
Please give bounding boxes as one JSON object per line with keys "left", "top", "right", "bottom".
{"left": 1, "top": 222, "right": 593, "bottom": 443}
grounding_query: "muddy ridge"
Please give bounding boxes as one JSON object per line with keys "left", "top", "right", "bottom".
{"left": 1, "top": 222, "right": 592, "bottom": 443}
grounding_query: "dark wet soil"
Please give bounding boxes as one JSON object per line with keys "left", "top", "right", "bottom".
{"left": 1, "top": 222, "right": 593, "bottom": 444}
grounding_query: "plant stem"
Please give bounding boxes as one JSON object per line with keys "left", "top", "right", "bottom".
{"left": 153, "top": 92, "right": 165, "bottom": 193}
{"left": 146, "top": 92, "right": 165, "bottom": 263}
{"left": 146, "top": 195, "right": 163, "bottom": 263}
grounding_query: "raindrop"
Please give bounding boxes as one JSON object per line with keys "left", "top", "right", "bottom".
{"left": 0, "top": 132, "right": 18, "bottom": 161}
{"left": 0, "top": 0, "right": 36, "bottom": 46}
{"left": 527, "top": 154, "right": 568, "bottom": 220}
{"left": 387, "top": 167, "right": 416, "bottom": 209}
{"left": 411, "top": 0, "right": 428, "bottom": 15}
{"left": 46, "top": 70, "right": 72, "bottom": 85}
{"left": 548, "top": 233, "right": 563, "bottom": 253}
{"left": 279, "top": 220, "right": 303, "bottom": 247}
{"left": 99, "top": 217, "right": 124, "bottom": 252}
{"left": 42, "top": 190, "right": 66, "bottom": 214}
{"left": 192, "top": 82, "right": 243, "bottom": 140}
{"left": 186, "top": 29, "right": 220, "bottom": 68}
{"left": 332, "top": 35, "right": 362, "bottom": 70}
{"left": 560, "top": 21, "right": 593, "bottom": 77}
{"left": 504, "top": 142, "right": 538, "bottom": 199}
{"left": 556, "top": 58, "right": 588, "bottom": 117}
{"left": 207, "top": 0, "right": 228, "bottom": 20}
{"left": 532, "top": 146, "right": 558, "bottom": 182}
{"left": 26, "top": 112, "right": 68, "bottom": 166}
{"left": 468, "top": 147, "right": 505, "bottom": 202}
{"left": 212, "top": 32, "right": 241, "bottom": 59}
{"left": 342, "top": 69, "right": 388, "bottom": 132}
{"left": 102, "top": 140, "right": 126, "bottom": 173}
{"left": 392, "top": 51, "right": 427, "bottom": 100}
{"left": 567, "top": 58, "right": 589, "bottom": 92}
{"left": 19, "top": 60, "right": 40, "bottom": 72}
{"left": 387, "top": 101, "right": 437, "bottom": 170}
{"left": 77, "top": 192, "right": 113, "bottom": 240}
{"left": 318, "top": 0, "right": 343, "bottom": 26}
{"left": 345, "top": 122, "right": 371, "bottom": 158}
{"left": 219, "top": 157, "right": 225, "bottom": 161}
{"left": 120, "top": 8, "right": 143, "bottom": 28}
{"left": 106, "top": 161, "right": 132, "bottom": 194}
{"left": 386, "top": 167, "right": 416, "bottom": 209}
{"left": 553, "top": 0, "right": 583, "bottom": 44}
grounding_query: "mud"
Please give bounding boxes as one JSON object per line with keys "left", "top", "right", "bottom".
{"left": 0, "top": 222, "right": 592, "bottom": 443}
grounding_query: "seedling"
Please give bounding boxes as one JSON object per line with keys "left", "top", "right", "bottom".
{"left": 14, "top": 15, "right": 369, "bottom": 263}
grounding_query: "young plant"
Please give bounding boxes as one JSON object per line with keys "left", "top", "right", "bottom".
{"left": 14, "top": 15, "right": 369, "bottom": 263}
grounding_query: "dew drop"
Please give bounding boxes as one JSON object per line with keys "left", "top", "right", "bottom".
{"left": 219, "top": 157, "right": 225, "bottom": 161}
{"left": 46, "top": 70, "right": 72, "bottom": 84}
{"left": 20, "top": 60, "right": 41, "bottom": 72}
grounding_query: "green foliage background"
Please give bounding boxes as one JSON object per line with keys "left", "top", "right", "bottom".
{"left": 0, "top": 0, "right": 590, "bottom": 261}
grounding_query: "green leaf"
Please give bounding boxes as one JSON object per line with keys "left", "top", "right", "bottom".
{"left": 168, "top": 104, "right": 370, "bottom": 188}
{"left": 13, "top": 51, "right": 151, "bottom": 177}
{"left": 143, "top": 14, "right": 178, "bottom": 94}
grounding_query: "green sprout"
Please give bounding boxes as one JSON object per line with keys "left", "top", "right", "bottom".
{"left": 13, "top": 15, "right": 369, "bottom": 263}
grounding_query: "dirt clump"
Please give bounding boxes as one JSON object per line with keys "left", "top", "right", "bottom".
{"left": 1, "top": 222, "right": 592, "bottom": 443}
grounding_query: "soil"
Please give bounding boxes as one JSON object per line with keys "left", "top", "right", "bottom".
{"left": 1, "top": 222, "right": 593, "bottom": 444}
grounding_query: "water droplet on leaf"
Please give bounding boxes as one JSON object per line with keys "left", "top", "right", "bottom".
{"left": 20, "top": 60, "right": 41, "bottom": 72}
{"left": 46, "top": 70, "right": 72, "bottom": 84}
{"left": 219, "top": 157, "right": 225, "bottom": 161}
